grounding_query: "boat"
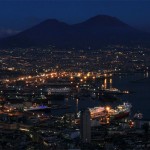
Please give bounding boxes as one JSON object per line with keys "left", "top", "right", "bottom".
{"left": 89, "top": 107, "right": 106, "bottom": 118}
{"left": 24, "top": 105, "right": 51, "bottom": 112}
{"left": 101, "top": 88, "right": 122, "bottom": 94}
{"left": 109, "top": 103, "right": 132, "bottom": 120}
{"left": 77, "top": 106, "right": 107, "bottom": 119}
{"left": 100, "top": 88, "right": 130, "bottom": 95}
{"left": 45, "top": 87, "right": 70, "bottom": 100}
{"left": 134, "top": 113, "right": 143, "bottom": 119}
{"left": 112, "top": 111, "right": 130, "bottom": 119}
{"left": 77, "top": 103, "right": 132, "bottom": 120}
{"left": 47, "top": 87, "right": 71, "bottom": 95}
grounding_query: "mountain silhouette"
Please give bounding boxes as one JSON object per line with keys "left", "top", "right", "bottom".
{"left": 0, "top": 15, "right": 150, "bottom": 49}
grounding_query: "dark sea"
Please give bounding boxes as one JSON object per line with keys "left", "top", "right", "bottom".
{"left": 51, "top": 72, "right": 150, "bottom": 119}
{"left": 112, "top": 72, "right": 150, "bottom": 119}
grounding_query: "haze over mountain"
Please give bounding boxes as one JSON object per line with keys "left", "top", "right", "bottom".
{"left": 0, "top": 28, "right": 20, "bottom": 38}
{"left": 0, "top": 15, "right": 150, "bottom": 49}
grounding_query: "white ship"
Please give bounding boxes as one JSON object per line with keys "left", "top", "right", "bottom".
{"left": 24, "top": 105, "right": 51, "bottom": 111}
{"left": 77, "top": 103, "right": 132, "bottom": 119}
{"left": 77, "top": 106, "right": 106, "bottom": 119}
{"left": 109, "top": 103, "right": 132, "bottom": 119}
{"left": 47, "top": 87, "right": 71, "bottom": 95}
{"left": 102, "top": 88, "right": 121, "bottom": 94}
{"left": 89, "top": 107, "right": 106, "bottom": 118}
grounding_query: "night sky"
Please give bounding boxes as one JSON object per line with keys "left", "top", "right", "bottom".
{"left": 0, "top": 0, "right": 150, "bottom": 37}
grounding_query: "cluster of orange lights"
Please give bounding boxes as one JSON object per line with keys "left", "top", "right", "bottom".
{"left": 2, "top": 71, "right": 112, "bottom": 86}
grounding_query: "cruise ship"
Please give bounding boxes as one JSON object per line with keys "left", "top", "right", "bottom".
{"left": 109, "top": 103, "right": 132, "bottom": 119}
{"left": 101, "top": 88, "right": 130, "bottom": 95}
{"left": 77, "top": 107, "right": 106, "bottom": 119}
{"left": 46, "top": 87, "right": 71, "bottom": 100}
{"left": 24, "top": 105, "right": 51, "bottom": 112}
{"left": 103, "top": 88, "right": 121, "bottom": 94}
{"left": 77, "top": 103, "right": 132, "bottom": 120}
{"left": 47, "top": 87, "right": 71, "bottom": 95}
{"left": 89, "top": 107, "right": 106, "bottom": 118}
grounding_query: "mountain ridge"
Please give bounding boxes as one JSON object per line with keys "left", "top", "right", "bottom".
{"left": 0, "top": 15, "right": 150, "bottom": 49}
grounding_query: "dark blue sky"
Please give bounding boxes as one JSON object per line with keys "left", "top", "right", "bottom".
{"left": 0, "top": 0, "right": 150, "bottom": 35}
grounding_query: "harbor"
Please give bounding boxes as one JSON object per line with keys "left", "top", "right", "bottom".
{"left": 0, "top": 72, "right": 149, "bottom": 149}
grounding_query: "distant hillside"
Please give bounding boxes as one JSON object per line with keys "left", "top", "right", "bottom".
{"left": 0, "top": 15, "right": 150, "bottom": 49}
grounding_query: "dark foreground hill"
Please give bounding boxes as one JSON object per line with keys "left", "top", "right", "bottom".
{"left": 0, "top": 15, "right": 150, "bottom": 49}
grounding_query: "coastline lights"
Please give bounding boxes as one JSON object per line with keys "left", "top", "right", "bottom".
{"left": 80, "top": 79, "right": 83, "bottom": 82}
{"left": 87, "top": 72, "right": 90, "bottom": 77}
{"left": 106, "top": 106, "right": 110, "bottom": 112}
{"left": 84, "top": 76, "right": 87, "bottom": 80}
{"left": 77, "top": 73, "right": 81, "bottom": 77}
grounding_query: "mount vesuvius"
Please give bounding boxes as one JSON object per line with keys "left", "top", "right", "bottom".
{"left": 0, "top": 15, "right": 150, "bottom": 49}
